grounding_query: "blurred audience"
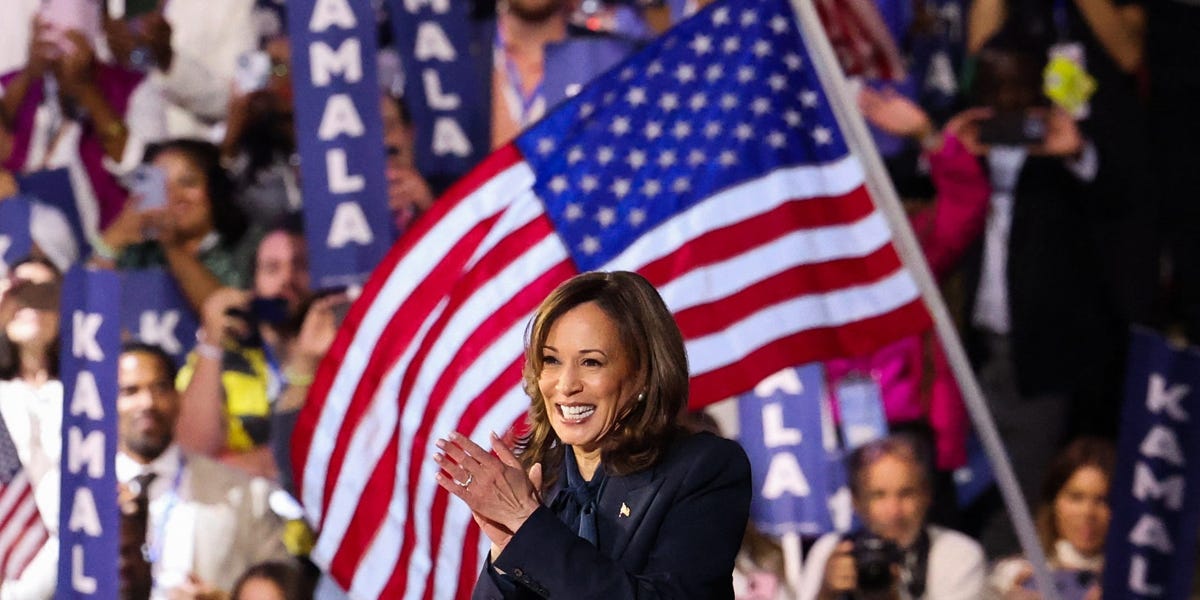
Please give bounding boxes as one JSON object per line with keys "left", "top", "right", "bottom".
{"left": 799, "top": 434, "right": 985, "bottom": 600}
{"left": 116, "top": 341, "right": 290, "bottom": 597}
{"left": 100, "top": 138, "right": 255, "bottom": 311}
{"left": 968, "top": 0, "right": 1154, "bottom": 441}
{"left": 175, "top": 218, "right": 342, "bottom": 488}
{"left": 104, "top": 0, "right": 257, "bottom": 140}
{"left": 988, "top": 437, "right": 1114, "bottom": 600}
{"left": 1, "top": 9, "right": 168, "bottom": 236}
{"left": 490, "top": 0, "right": 637, "bottom": 147}
{"left": 231, "top": 560, "right": 314, "bottom": 600}
{"left": 380, "top": 93, "right": 433, "bottom": 238}
{"left": 956, "top": 39, "right": 1113, "bottom": 558}
{"left": 221, "top": 35, "right": 299, "bottom": 229}
{"left": 0, "top": 257, "right": 63, "bottom": 599}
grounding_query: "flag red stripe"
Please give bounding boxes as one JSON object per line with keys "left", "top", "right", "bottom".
{"left": 318, "top": 213, "right": 505, "bottom": 518}
{"left": 326, "top": 433, "right": 399, "bottom": 585}
{"left": 295, "top": 146, "right": 526, "bottom": 517}
{"left": 672, "top": 244, "right": 905, "bottom": 337}
{"left": 688, "top": 298, "right": 930, "bottom": 408}
{"left": 378, "top": 238, "right": 571, "bottom": 595}
{"left": 637, "top": 186, "right": 876, "bottom": 286}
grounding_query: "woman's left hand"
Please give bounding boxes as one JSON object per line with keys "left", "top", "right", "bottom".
{"left": 435, "top": 432, "right": 542, "bottom": 552}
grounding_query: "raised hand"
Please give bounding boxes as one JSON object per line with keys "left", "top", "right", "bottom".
{"left": 199, "top": 287, "right": 253, "bottom": 346}
{"left": 858, "top": 86, "right": 934, "bottom": 140}
{"left": 1031, "top": 108, "right": 1085, "bottom": 158}
{"left": 435, "top": 432, "right": 542, "bottom": 557}
{"left": 53, "top": 30, "right": 98, "bottom": 99}
{"left": 943, "top": 106, "right": 996, "bottom": 155}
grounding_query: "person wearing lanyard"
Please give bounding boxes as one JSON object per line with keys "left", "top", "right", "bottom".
{"left": 116, "top": 342, "right": 290, "bottom": 598}
{"left": 490, "top": 0, "right": 639, "bottom": 149}
{"left": 175, "top": 218, "right": 318, "bottom": 481}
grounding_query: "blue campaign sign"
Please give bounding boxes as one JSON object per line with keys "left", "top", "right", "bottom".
{"left": 56, "top": 267, "right": 120, "bottom": 599}
{"left": 0, "top": 195, "right": 33, "bottom": 275}
{"left": 738, "top": 364, "right": 844, "bottom": 537}
{"left": 1102, "top": 329, "right": 1200, "bottom": 599}
{"left": 17, "top": 168, "right": 86, "bottom": 257}
{"left": 387, "top": 0, "right": 490, "bottom": 190}
{"left": 287, "top": 0, "right": 393, "bottom": 291}
{"left": 119, "top": 269, "right": 199, "bottom": 366}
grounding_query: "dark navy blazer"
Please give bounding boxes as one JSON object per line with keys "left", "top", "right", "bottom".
{"left": 472, "top": 431, "right": 752, "bottom": 599}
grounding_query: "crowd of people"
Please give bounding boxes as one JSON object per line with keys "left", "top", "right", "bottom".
{"left": 0, "top": 0, "right": 1196, "bottom": 598}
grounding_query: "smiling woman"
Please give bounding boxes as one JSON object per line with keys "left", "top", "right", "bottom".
{"left": 434, "top": 270, "right": 752, "bottom": 599}
{"left": 101, "top": 139, "right": 256, "bottom": 312}
{"left": 988, "top": 437, "right": 1115, "bottom": 599}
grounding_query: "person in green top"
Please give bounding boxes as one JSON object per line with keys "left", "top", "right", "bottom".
{"left": 96, "top": 138, "right": 257, "bottom": 311}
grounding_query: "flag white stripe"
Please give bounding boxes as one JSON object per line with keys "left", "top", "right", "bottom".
{"left": 432, "top": 384, "right": 531, "bottom": 600}
{"left": 303, "top": 160, "right": 532, "bottom": 523}
{"left": 351, "top": 233, "right": 565, "bottom": 599}
{"left": 0, "top": 488, "right": 38, "bottom": 562}
{"left": 6, "top": 523, "right": 43, "bottom": 578}
{"left": 652, "top": 211, "right": 894, "bottom": 312}
{"left": 686, "top": 268, "right": 921, "bottom": 374}
{"left": 0, "top": 472, "right": 29, "bottom": 526}
{"left": 606, "top": 155, "right": 865, "bottom": 272}
{"left": 312, "top": 297, "right": 447, "bottom": 570}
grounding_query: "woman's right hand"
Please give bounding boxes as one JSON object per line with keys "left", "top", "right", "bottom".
{"left": 199, "top": 287, "right": 252, "bottom": 346}
{"left": 101, "top": 196, "right": 160, "bottom": 254}
{"left": 943, "top": 107, "right": 995, "bottom": 156}
{"left": 435, "top": 432, "right": 543, "bottom": 557}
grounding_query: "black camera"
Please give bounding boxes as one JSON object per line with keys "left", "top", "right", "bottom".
{"left": 847, "top": 531, "right": 903, "bottom": 593}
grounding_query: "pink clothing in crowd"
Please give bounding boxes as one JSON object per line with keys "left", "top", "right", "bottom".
{"left": 825, "top": 134, "right": 989, "bottom": 470}
{"left": 2, "top": 65, "right": 145, "bottom": 230}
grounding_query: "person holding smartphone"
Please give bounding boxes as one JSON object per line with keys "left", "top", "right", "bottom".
{"left": 956, "top": 37, "right": 1116, "bottom": 560}
{"left": 987, "top": 438, "right": 1113, "bottom": 600}
{"left": 102, "top": 0, "right": 257, "bottom": 140}
{"left": 97, "top": 139, "right": 255, "bottom": 312}
{"left": 174, "top": 217, "right": 344, "bottom": 489}
{"left": 1, "top": 5, "right": 168, "bottom": 236}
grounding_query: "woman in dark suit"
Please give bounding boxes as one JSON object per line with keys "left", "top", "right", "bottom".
{"left": 434, "top": 270, "right": 752, "bottom": 599}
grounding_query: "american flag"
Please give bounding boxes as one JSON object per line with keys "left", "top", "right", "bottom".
{"left": 0, "top": 412, "right": 48, "bottom": 581}
{"left": 293, "top": 0, "right": 929, "bottom": 597}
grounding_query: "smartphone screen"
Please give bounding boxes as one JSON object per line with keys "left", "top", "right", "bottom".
{"left": 129, "top": 164, "right": 168, "bottom": 210}
{"left": 250, "top": 297, "right": 290, "bottom": 326}
{"left": 977, "top": 111, "right": 1048, "bottom": 146}
{"left": 234, "top": 51, "right": 272, "bottom": 95}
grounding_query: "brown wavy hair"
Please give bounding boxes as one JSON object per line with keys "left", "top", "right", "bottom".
{"left": 1034, "top": 437, "right": 1116, "bottom": 557}
{"left": 517, "top": 271, "right": 688, "bottom": 488}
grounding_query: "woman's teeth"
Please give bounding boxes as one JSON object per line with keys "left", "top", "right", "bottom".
{"left": 560, "top": 405, "right": 596, "bottom": 421}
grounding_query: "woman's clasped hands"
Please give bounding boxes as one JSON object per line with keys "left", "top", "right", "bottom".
{"left": 434, "top": 432, "right": 543, "bottom": 559}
